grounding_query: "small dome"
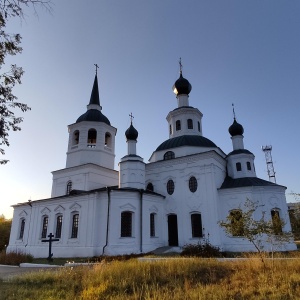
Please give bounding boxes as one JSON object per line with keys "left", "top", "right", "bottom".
{"left": 172, "top": 73, "right": 192, "bottom": 95}
{"left": 125, "top": 123, "right": 138, "bottom": 140}
{"left": 229, "top": 119, "right": 244, "bottom": 136}
{"left": 76, "top": 109, "right": 110, "bottom": 125}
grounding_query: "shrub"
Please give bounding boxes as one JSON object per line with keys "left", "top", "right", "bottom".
{"left": 181, "top": 241, "right": 222, "bottom": 258}
{"left": 0, "top": 250, "right": 33, "bottom": 265}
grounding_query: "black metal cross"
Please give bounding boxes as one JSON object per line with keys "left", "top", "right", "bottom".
{"left": 94, "top": 63, "right": 99, "bottom": 75}
{"left": 129, "top": 112, "right": 134, "bottom": 124}
{"left": 42, "top": 233, "right": 59, "bottom": 262}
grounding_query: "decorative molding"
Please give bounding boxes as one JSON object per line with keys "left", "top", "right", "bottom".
{"left": 40, "top": 207, "right": 51, "bottom": 215}
{"left": 54, "top": 205, "right": 65, "bottom": 213}
{"left": 149, "top": 205, "right": 158, "bottom": 213}
{"left": 19, "top": 210, "right": 28, "bottom": 217}
{"left": 69, "top": 202, "right": 81, "bottom": 211}
{"left": 120, "top": 203, "right": 136, "bottom": 211}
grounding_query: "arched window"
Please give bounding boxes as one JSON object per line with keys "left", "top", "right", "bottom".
{"left": 105, "top": 132, "right": 111, "bottom": 147}
{"left": 19, "top": 219, "right": 25, "bottom": 239}
{"left": 41, "top": 216, "right": 48, "bottom": 239}
{"left": 176, "top": 120, "right": 181, "bottom": 131}
{"left": 191, "top": 213, "right": 202, "bottom": 237}
{"left": 73, "top": 130, "right": 80, "bottom": 145}
{"left": 189, "top": 176, "right": 198, "bottom": 193}
{"left": 121, "top": 211, "right": 133, "bottom": 237}
{"left": 164, "top": 151, "right": 175, "bottom": 160}
{"left": 271, "top": 209, "right": 282, "bottom": 235}
{"left": 87, "top": 129, "right": 97, "bottom": 146}
{"left": 150, "top": 213, "right": 156, "bottom": 237}
{"left": 198, "top": 121, "right": 201, "bottom": 132}
{"left": 187, "top": 119, "right": 193, "bottom": 129}
{"left": 167, "top": 179, "right": 175, "bottom": 195}
{"left": 146, "top": 183, "right": 154, "bottom": 192}
{"left": 236, "top": 162, "right": 242, "bottom": 172}
{"left": 55, "top": 215, "right": 63, "bottom": 239}
{"left": 66, "top": 181, "right": 72, "bottom": 195}
{"left": 229, "top": 210, "right": 244, "bottom": 236}
{"left": 169, "top": 124, "right": 172, "bottom": 135}
{"left": 247, "top": 162, "right": 251, "bottom": 170}
{"left": 71, "top": 213, "right": 79, "bottom": 238}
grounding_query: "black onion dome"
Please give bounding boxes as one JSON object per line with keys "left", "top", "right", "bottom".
{"left": 125, "top": 123, "right": 138, "bottom": 140}
{"left": 156, "top": 135, "right": 217, "bottom": 151}
{"left": 228, "top": 119, "right": 244, "bottom": 136}
{"left": 172, "top": 73, "right": 192, "bottom": 95}
{"left": 76, "top": 110, "right": 110, "bottom": 125}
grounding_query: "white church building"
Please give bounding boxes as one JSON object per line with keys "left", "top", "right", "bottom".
{"left": 7, "top": 67, "right": 296, "bottom": 257}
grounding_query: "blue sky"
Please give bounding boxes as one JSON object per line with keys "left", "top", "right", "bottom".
{"left": 1, "top": 0, "right": 300, "bottom": 218}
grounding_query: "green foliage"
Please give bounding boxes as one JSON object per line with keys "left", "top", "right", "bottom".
{"left": 0, "top": 0, "right": 51, "bottom": 164}
{"left": 181, "top": 240, "right": 222, "bottom": 258}
{"left": 0, "top": 250, "right": 33, "bottom": 265}
{"left": 219, "top": 199, "right": 293, "bottom": 258}
{"left": 0, "top": 214, "right": 11, "bottom": 251}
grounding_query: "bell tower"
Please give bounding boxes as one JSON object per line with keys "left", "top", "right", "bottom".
{"left": 51, "top": 67, "right": 118, "bottom": 197}
{"left": 66, "top": 67, "right": 117, "bottom": 169}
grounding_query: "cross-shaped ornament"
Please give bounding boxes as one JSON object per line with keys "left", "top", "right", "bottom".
{"left": 129, "top": 112, "right": 134, "bottom": 124}
{"left": 94, "top": 63, "right": 99, "bottom": 75}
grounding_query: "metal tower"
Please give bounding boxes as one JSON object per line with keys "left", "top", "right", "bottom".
{"left": 262, "top": 145, "right": 276, "bottom": 183}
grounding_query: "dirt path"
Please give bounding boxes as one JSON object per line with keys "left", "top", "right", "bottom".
{"left": 0, "top": 265, "right": 59, "bottom": 280}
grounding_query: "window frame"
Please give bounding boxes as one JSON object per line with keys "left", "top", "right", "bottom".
{"left": 19, "top": 218, "right": 25, "bottom": 240}
{"left": 191, "top": 213, "right": 203, "bottom": 238}
{"left": 66, "top": 181, "right": 72, "bottom": 195}
{"left": 150, "top": 213, "right": 156, "bottom": 237}
{"left": 187, "top": 119, "right": 193, "bottom": 129}
{"left": 189, "top": 176, "right": 198, "bottom": 193}
{"left": 55, "top": 214, "right": 63, "bottom": 239}
{"left": 71, "top": 213, "right": 79, "bottom": 238}
{"left": 164, "top": 151, "right": 175, "bottom": 160}
{"left": 229, "top": 210, "right": 244, "bottom": 237}
{"left": 41, "top": 215, "right": 49, "bottom": 239}
{"left": 247, "top": 161, "right": 251, "bottom": 171}
{"left": 271, "top": 209, "right": 283, "bottom": 235}
{"left": 121, "top": 211, "right": 133, "bottom": 237}
{"left": 146, "top": 183, "right": 154, "bottom": 192}
{"left": 236, "top": 162, "right": 242, "bottom": 172}
{"left": 176, "top": 120, "right": 181, "bottom": 131}
{"left": 167, "top": 179, "right": 175, "bottom": 195}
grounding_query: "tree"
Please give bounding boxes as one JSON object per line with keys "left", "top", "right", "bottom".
{"left": 289, "top": 193, "right": 300, "bottom": 240}
{"left": 0, "top": 214, "right": 12, "bottom": 251}
{"left": 219, "top": 199, "right": 293, "bottom": 265}
{"left": 0, "top": 0, "right": 52, "bottom": 164}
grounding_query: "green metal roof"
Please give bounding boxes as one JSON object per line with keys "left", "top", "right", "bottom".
{"left": 156, "top": 135, "right": 217, "bottom": 151}
{"left": 220, "top": 176, "right": 283, "bottom": 189}
{"left": 227, "top": 149, "right": 253, "bottom": 157}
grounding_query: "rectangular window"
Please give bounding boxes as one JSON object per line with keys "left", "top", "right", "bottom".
{"left": 55, "top": 215, "right": 63, "bottom": 238}
{"left": 41, "top": 216, "right": 48, "bottom": 239}
{"left": 187, "top": 119, "right": 193, "bottom": 129}
{"left": 247, "top": 162, "right": 251, "bottom": 170}
{"left": 19, "top": 219, "right": 25, "bottom": 239}
{"left": 71, "top": 214, "right": 79, "bottom": 238}
{"left": 271, "top": 209, "right": 282, "bottom": 235}
{"left": 176, "top": 120, "right": 181, "bottom": 131}
{"left": 121, "top": 211, "right": 132, "bottom": 237}
{"left": 236, "top": 162, "right": 242, "bottom": 172}
{"left": 150, "top": 213, "right": 156, "bottom": 237}
{"left": 230, "top": 210, "right": 244, "bottom": 236}
{"left": 191, "top": 213, "right": 202, "bottom": 237}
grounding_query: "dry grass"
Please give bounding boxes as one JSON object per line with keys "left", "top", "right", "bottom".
{"left": 1, "top": 258, "right": 300, "bottom": 299}
{"left": 0, "top": 250, "right": 33, "bottom": 265}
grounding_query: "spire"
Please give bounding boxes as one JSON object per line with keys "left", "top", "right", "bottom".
{"left": 179, "top": 57, "right": 183, "bottom": 76}
{"left": 89, "top": 65, "right": 100, "bottom": 106}
{"left": 232, "top": 103, "right": 236, "bottom": 120}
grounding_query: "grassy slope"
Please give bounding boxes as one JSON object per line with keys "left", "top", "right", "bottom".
{"left": 1, "top": 258, "right": 300, "bottom": 300}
